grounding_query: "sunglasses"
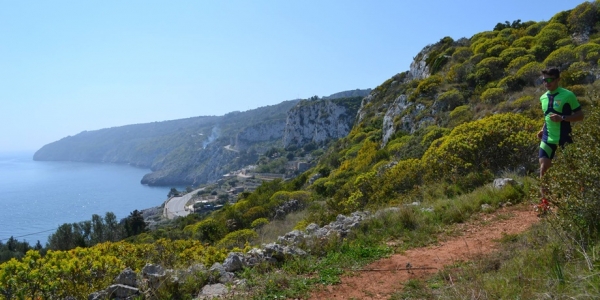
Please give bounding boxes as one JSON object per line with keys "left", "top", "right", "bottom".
{"left": 542, "top": 77, "right": 558, "bottom": 83}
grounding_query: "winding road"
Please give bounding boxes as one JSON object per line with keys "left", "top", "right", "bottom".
{"left": 164, "top": 188, "right": 204, "bottom": 219}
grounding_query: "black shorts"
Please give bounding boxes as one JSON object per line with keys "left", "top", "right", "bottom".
{"left": 539, "top": 141, "right": 558, "bottom": 159}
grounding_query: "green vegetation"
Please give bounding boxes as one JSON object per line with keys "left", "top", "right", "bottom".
{"left": 3, "top": 2, "right": 600, "bottom": 298}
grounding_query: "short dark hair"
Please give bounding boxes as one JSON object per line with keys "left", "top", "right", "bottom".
{"left": 541, "top": 67, "right": 560, "bottom": 78}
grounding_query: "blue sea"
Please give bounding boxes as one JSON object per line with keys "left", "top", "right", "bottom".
{"left": 0, "top": 151, "right": 175, "bottom": 246}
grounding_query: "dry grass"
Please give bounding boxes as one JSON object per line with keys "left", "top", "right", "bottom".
{"left": 252, "top": 210, "right": 308, "bottom": 245}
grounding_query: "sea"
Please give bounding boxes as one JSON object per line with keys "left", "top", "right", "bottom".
{"left": 0, "top": 151, "right": 176, "bottom": 246}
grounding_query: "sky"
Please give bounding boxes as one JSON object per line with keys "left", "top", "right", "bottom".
{"left": 0, "top": 0, "right": 589, "bottom": 153}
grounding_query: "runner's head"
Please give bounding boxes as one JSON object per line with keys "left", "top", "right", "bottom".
{"left": 541, "top": 67, "right": 560, "bottom": 90}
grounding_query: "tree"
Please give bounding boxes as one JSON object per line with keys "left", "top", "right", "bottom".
{"left": 6, "top": 236, "right": 17, "bottom": 252}
{"left": 0, "top": 237, "right": 32, "bottom": 264}
{"left": 90, "top": 214, "right": 105, "bottom": 245}
{"left": 194, "top": 218, "right": 226, "bottom": 243}
{"left": 168, "top": 188, "right": 180, "bottom": 198}
{"left": 124, "top": 210, "right": 147, "bottom": 237}
{"left": 104, "top": 212, "right": 122, "bottom": 242}
{"left": 33, "top": 240, "right": 42, "bottom": 251}
{"left": 494, "top": 19, "right": 524, "bottom": 31}
{"left": 72, "top": 221, "right": 91, "bottom": 247}
{"left": 48, "top": 224, "right": 76, "bottom": 251}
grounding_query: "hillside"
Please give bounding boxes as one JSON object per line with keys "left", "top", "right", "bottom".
{"left": 33, "top": 100, "right": 298, "bottom": 186}
{"left": 4, "top": 1, "right": 600, "bottom": 299}
{"left": 33, "top": 91, "right": 366, "bottom": 186}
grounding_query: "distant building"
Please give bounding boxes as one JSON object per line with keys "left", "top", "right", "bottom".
{"left": 228, "top": 186, "right": 245, "bottom": 194}
{"left": 296, "top": 161, "right": 310, "bottom": 172}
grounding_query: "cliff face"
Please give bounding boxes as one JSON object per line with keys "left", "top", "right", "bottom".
{"left": 357, "top": 38, "right": 470, "bottom": 146}
{"left": 32, "top": 91, "right": 368, "bottom": 187}
{"left": 33, "top": 101, "right": 299, "bottom": 187}
{"left": 33, "top": 117, "right": 221, "bottom": 168}
{"left": 140, "top": 140, "right": 240, "bottom": 186}
{"left": 381, "top": 94, "right": 433, "bottom": 145}
{"left": 233, "top": 120, "right": 286, "bottom": 152}
{"left": 282, "top": 98, "right": 361, "bottom": 149}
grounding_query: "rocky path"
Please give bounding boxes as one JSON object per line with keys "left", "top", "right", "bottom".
{"left": 309, "top": 205, "right": 539, "bottom": 300}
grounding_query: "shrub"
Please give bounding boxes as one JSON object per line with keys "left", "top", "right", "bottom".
{"left": 476, "top": 57, "right": 506, "bottom": 80}
{"left": 524, "top": 22, "right": 545, "bottom": 36}
{"left": 351, "top": 132, "right": 367, "bottom": 144}
{"left": 446, "top": 62, "right": 470, "bottom": 83}
{"left": 468, "top": 67, "right": 493, "bottom": 87}
{"left": 242, "top": 206, "right": 268, "bottom": 223}
{"left": 541, "top": 22, "right": 569, "bottom": 34}
{"left": 312, "top": 177, "right": 336, "bottom": 197}
{"left": 544, "top": 102, "right": 600, "bottom": 243}
{"left": 448, "top": 105, "right": 473, "bottom": 127}
{"left": 567, "top": 84, "right": 586, "bottom": 97}
{"left": 480, "top": 88, "right": 506, "bottom": 104}
{"left": 421, "top": 126, "right": 450, "bottom": 148}
{"left": 562, "top": 61, "right": 592, "bottom": 85}
{"left": 498, "top": 75, "right": 526, "bottom": 92}
{"left": 470, "top": 31, "right": 498, "bottom": 45}
{"left": 469, "top": 53, "right": 485, "bottom": 65}
{"left": 486, "top": 44, "right": 507, "bottom": 57}
{"left": 436, "top": 89, "right": 464, "bottom": 111}
{"left": 374, "top": 159, "right": 423, "bottom": 204}
{"left": 512, "top": 95, "right": 537, "bottom": 111}
{"left": 473, "top": 37, "right": 506, "bottom": 55}
{"left": 532, "top": 27, "right": 568, "bottom": 59}
{"left": 413, "top": 74, "right": 443, "bottom": 98}
{"left": 499, "top": 47, "right": 528, "bottom": 64}
{"left": 512, "top": 36, "right": 536, "bottom": 48}
{"left": 217, "top": 229, "right": 258, "bottom": 249}
{"left": 250, "top": 218, "right": 269, "bottom": 229}
{"left": 451, "top": 47, "right": 472, "bottom": 63}
{"left": 556, "top": 37, "right": 574, "bottom": 47}
{"left": 543, "top": 46, "right": 576, "bottom": 69}
{"left": 506, "top": 55, "right": 536, "bottom": 73}
{"left": 574, "top": 43, "right": 600, "bottom": 62}
{"left": 422, "top": 113, "right": 539, "bottom": 181}
{"left": 567, "top": 1, "right": 598, "bottom": 34}
{"left": 195, "top": 218, "right": 226, "bottom": 243}
{"left": 516, "top": 61, "right": 544, "bottom": 86}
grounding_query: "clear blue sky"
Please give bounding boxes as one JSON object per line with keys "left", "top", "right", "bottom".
{"left": 0, "top": 0, "right": 587, "bottom": 152}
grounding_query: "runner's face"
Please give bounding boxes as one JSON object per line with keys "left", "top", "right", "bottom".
{"left": 542, "top": 76, "right": 559, "bottom": 90}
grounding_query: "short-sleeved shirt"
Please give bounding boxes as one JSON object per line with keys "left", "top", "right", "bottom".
{"left": 540, "top": 87, "right": 581, "bottom": 145}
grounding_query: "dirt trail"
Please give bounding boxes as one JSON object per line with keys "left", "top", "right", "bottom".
{"left": 309, "top": 205, "right": 539, "bottom": 300}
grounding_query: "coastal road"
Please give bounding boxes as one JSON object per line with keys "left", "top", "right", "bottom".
{"left": 164, "top": 188, "right": 204, "bottom": 219}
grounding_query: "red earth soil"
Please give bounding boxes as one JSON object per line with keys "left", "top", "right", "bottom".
{"left": 309, "top": 205, "right": 539, "bottom": 300}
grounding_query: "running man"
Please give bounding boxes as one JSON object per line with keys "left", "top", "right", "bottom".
{"left": 537, "top": 67, "right": 584, "bottom": 204}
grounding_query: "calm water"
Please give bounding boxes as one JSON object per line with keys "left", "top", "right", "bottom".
{"left": 0, "top": 151, "right": 174, "bottom": 246}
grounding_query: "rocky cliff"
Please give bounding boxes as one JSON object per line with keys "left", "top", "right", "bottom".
{"left": 357, "top": 38, "right": 471, "bottom": 146}
{"left": 32, "top": 91, "right": 367, "bottom": 186}
{"left": 282, "top": 98, "right": 362, "bottom": 149}
{"left": 233, "top": 120, "right": 286, "bottom": 152}
{"left": 33, "top": 101, "right": 299, "bottom": 186}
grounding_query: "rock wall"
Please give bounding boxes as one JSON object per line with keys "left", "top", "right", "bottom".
{"left": 233, "top": 120, "right": 286, "bottom": 151}
{"left": 381, "top": 94, "right": 434, "bottom": 145}
{"left": 357, "top": 42, "right": 453, "bottom": 147}
{"left": 283, "top": 99, "right": 357, "bottom": 149}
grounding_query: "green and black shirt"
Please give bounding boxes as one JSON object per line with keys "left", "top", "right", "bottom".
{"left": 540, "top": 87, "right": 581, "bottom": 146}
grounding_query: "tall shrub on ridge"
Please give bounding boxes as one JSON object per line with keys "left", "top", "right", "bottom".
{"left": 544, "top": 102, "right": 600, "bottom": 243}
{"left": 422, "top": 113, "right": 539, "bottom": 182}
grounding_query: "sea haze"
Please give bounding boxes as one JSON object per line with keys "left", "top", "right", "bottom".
{"left": 0, "top": 151, "right": 175, "bottom": 246}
